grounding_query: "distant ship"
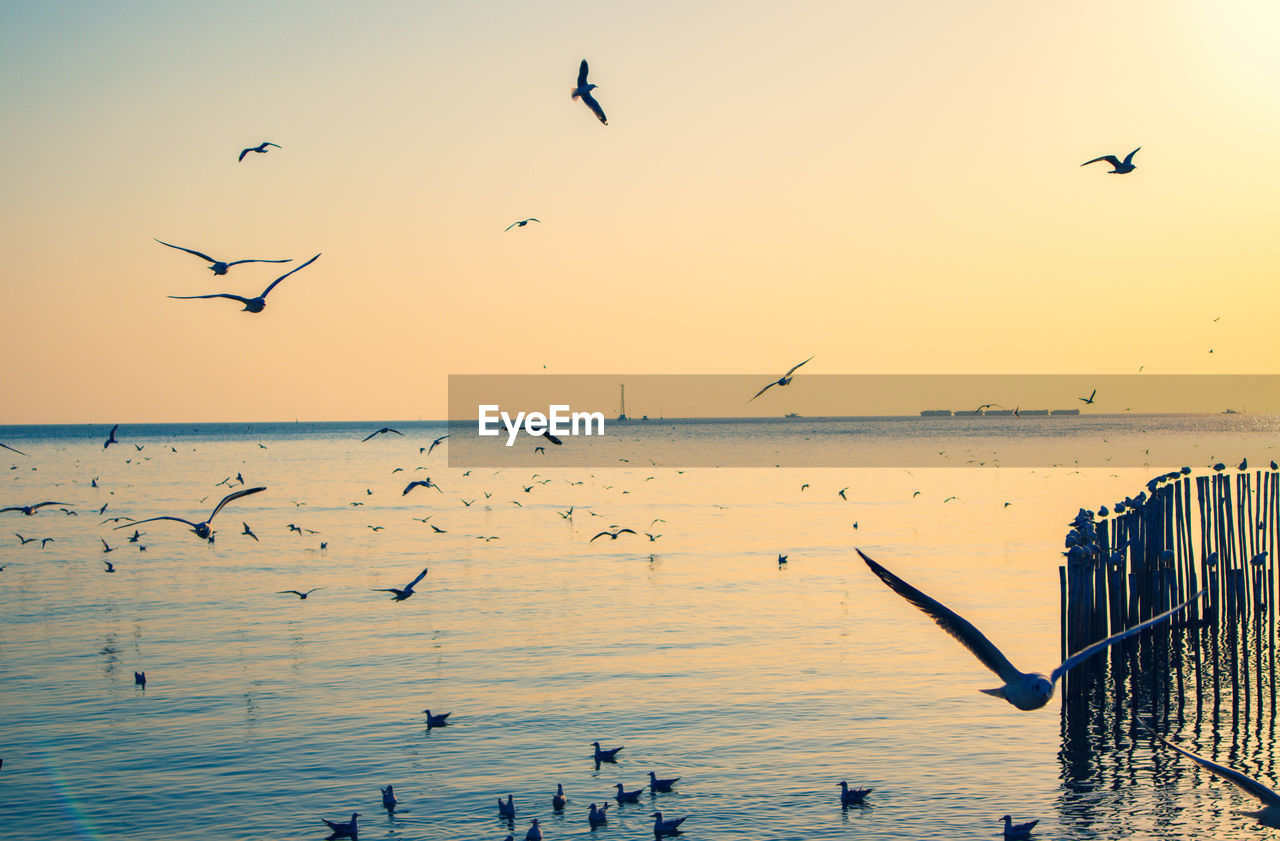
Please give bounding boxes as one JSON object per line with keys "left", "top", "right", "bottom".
{"left": 1223, "top": 408, "right": 1241, "bottom": 414}
{"left": 920, "top": 409, "right": 952, "bottom": 417}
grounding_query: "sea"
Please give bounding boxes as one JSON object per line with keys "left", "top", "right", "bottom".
{"left": 0, "top": 415, "right": 1277, "bottom": 840}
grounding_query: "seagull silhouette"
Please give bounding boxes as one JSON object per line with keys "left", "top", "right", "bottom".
{"left": 652, "top": 812, "right": 688, "bottom": 837}
{"left": 592, "top": 742, "right": 624, "bottom": 762}
{"left": 591, "top": 528, "right": 637, "bottom": 542}
{"left": 238, "top": 141, "right": 281, "bottom": 162}
{"left": 2, "top": 501, "right": 70, "bottom": 516}
{"left": 422, "top": 709, "right": 451, "bottom": 727}
{"left": 169, "top": 253, "right": 320, "bottom": 312}
{"left": 1145, "top": 720, "right": 1280, "bottom": 828}
{"left": 403, "top": 479, "right": 443, "bottom": 495}
{"left": 649, "top": 771, "right": 680, "bottom": 792}
{"left": 1078, "top": 389, "right": 1097, "bottom": 405}
{"left": 242, "top": 522, "right": 259, "bottom": 541}
{"left": 571, "top": 59, "right": 607, "bottom": 124}
{"left": 103, "top": 424, "right": 119, "bottom": 449}
{"left": 373, "top": 567, "right": 428, "bottom": 601}
{"left": 424, "top": 434, "right": 450, "bottom": 455}
{"left": 278, "top": 588, "right": 322, "bottom": 599}
{"left": 1081, "top": 147, "right": 1140, "bottom": 174}
{"left": 362, "top": 427, "right": 403, "bottom": 442}
{"left": 750, "top": 356, "right": 814, "bottom": 401}
{"left": 115, "top": 487, "right": 266, "bottom": 541}
{"left": 1000, "top": 815, "right": 1039, "bottom": 838}
{"left": 320, "top": 812, "right": 359, "bottom": 840}
{"left": 859, "top": 549, "right": 1200, "bottom": 710}
{"left": 155, "top": 238, "right": 291, "bottom": 275}
{"left": 505, "top": 218, "right": 541, "bottom": 231}
{"left": 839, "top": 781, "right": 872, "bottom": 806}
{"left": 614, "top": 783, "right": 644, "bottom": 803}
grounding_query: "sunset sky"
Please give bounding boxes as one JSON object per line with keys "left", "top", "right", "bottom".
{"left": 2, "top": 1, "right": 1277, "bottom": 423}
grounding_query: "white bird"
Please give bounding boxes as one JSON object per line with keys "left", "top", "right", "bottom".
{"left": 116, "top": 487, "right": 266, "bottom": 541}
{"left": 652, "top": 811, "right": 688, "bottom": 836}
{"left": 1147, "top": 722, "right": 1280, "bottom": 828}
{"left": 1081, "top": 147, "right": 1140, "bottom": 174}
{"left": 169, "top": 253, "right": 320, "bottom": 313}
{"left": 320, "top": 812, "right": 359, "bottom": 839}
{"left": 1001, "top": 815, "right": 1038, "bottom": 838}
{"left": 858, "top": 549, "right": 1202, "bottom": 710}
{"left": 571, "top": 59, "right": 607, "bottom": 125}
{"left": 155, "top": 238, "right": 291, "bottom": 275}
{"left": 238, "top": 141, "right": 281, "bottom": 162}
{"left": 749, "top": 356, "right": 814, "bottom": 401}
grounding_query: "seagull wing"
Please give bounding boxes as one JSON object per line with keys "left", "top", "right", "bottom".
{"left": 155, "top": 239, "right": 218, "bottom": 263}
{"left": 265, "top": 142, "right": 282, "bottom": 149}
{"left": 1147, "top": 724, "right": 1280, "bottom": 805}
{"left": 581, "top": 91, "right": 608, "bottom": 124}
{"left": 207, "top": 486, "right": 267, "bottom": 522}
{"left": 225, "top": 258, "right": 293, "bottom": 267}
{"left": 31, "top": 501, "right": 70, "bottom": 511}
{"left": 858, "top": 549, "right": 1022, "bottom": 683}
{"left": 1051, "top": 590, "right": 1202, "bottom": 682}
{"left": 749, "top": 380, "right": 779, "bottom": 402}
{"left": 0, "top": 442, "right": 27, "bottom": 455}
{"left": 1081, "top": 155, "right": 1121, "bottom": 168}
{"left": 577, "top": 59, "right": 589, "bottom": 88}
{"left": 784, "top": 355, "right": 815, "bottom": 377}
{"left": 169, "top": 293, "right": 253, "bottom": 305}
{"left": 1123, "top": 147, "right": 1141, "bottom": 165}
{"left": 117, "top": 515, "right": 199, "bottom": 530}
{"left": 505, "top": 221, "right": 519, "bottom": 231}
{"left": 260, "top": 252, "right": 320, "bottom": 298}
{"left": 406, "top": 568, "right": 429, "bottom": 589}
{"left": 590, "top": 531, "right": 610, "bottom": 542}
{"left": 617, "top": 528, "right": 637, "bottom": 536}
{"left": 238, "top": 147, "right": 253, "bottom": 161}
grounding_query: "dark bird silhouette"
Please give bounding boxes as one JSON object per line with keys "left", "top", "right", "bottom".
{"left": 103, "top": 424, "right": 119, "bottom": 449}
{"left": 115, "top": 486, "right": 266, "bottom": 541}
{"left": 543, "top": 431, "right": 563, "bottom": 445}
{"left": 104, "top": 560, "right": 115, "bottom": 573}
{"left": 649, "top": 771, "right": 680, "bottom": 793}
{"left": 859, "top": 549, "right": 1200, "bottom": 710}
{"left": 778, "top": 553, "right": 788, "bottom": 565}
{"left": 1078, "top": 389, "right": 1097, "bottom": 405}
{"left": 238, "top": 141, "right": 281, "bottom": 162}
{"left": 839, "top": 781, "right": 872, "bottom": 806}
{"left": 362, "top": 427, "right": 403, "bottom": 442}
{"left": 381, "top": 785, "right": 397, "bottom": 812}
{"left": 838, "top": 487, "right": 848, "bottom": 500}
{"left": 614, "top": 783, "right": 644, "bottom": 803}
{"left": 134, "top": 671, "right": 146, "bottom": 688}
{"left": 403, "top": 479, "right": 443, "bottom": 495}
{"left": 101, "top": 538, "right": 116, "bottom": 554}
{"left": 1239, "top": 457, "right": 1249, "bottom": 471}
{"left": 1001, "top": 815, "right": 1038, "bottom": 838}
{"left": 242, "top": 522, "right": 259, "bottom": 541}
{"left": 1145, "top": 720, "right": 1280, "bottom": 828}
{"left": 2, "top": 501, "right": 70, "bottom": 516}
{"left": 155, "top": 238, "right": 291, "bottom": 275}
{"left": 278, "top": 588, "right": 322, "bottom": 599}
{"left": 424, "top": 434, "right": 450, "bottom": 456}
{"left": 592, "top": 742, "right": 624, "bottom": 762}
{"left": 506, "top": 218, "right": 541, "bottom": 231}
{"left": 652, "top": 812, "right": 688, "bottom": 837}
{"left": 571, "top": 59, "right": 607, "bottom": 124}
{"left": 373, "top": 567, "right": 428, "bottom": 601}
{"left": 590, "top": 528, "right": 636, "bottom": 542}
{"left": 320, "top": 812, "right": 359, "bottom": 840}
{"left": 423, "top": 709, "right": 451, "bottom": 727}
{"left": 169, "top": 253, "right": 320, "bottom": 313}
{"left": 1081, "top": 147, "right": 1140, "bottom": 174}
{"left": 749, "top": 356, "right": 814, "bottom": 401}
{"left": 430, "top": 524, "right": 447, "bottom": 533}
{"left": 14, "top": 534, "right": 36, "bottom": 545}
{"left": 552, "top": 784, "right": 566, "bottom": 810}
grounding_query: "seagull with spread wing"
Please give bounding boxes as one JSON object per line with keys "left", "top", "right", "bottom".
{"left": 373, "top": 567, "right": 429, "bottom": 601}
{"left": 362, "top": 426, "right": 403, "bottom": 442}
{"left": 114, "top": 487, "right": 266, "bottom": 541}
{"left": 155, "top": 238, "right": 292, "bottom": 276}
{"left": 2, "top": 501, "right": 70, "bottom": 516}
{"left": 169, "top": 253, "right": 319, "bottom": 313}
{"left": 859, "top": 549, "right": 1200, "bottom": 710}
{"left": 238, "top": 141, "right": 281, "bottom": 162}
{"left": 571, "top": 59, "right": 607, "bottom": 125}
{"left": 1145, "top": 721, "right": 1280, "bottom": 828}
{"left": 506, "top": 218, "right": 540, "bottom": 231}
{"left": 750, "top": 356, "right": 814, "bottom": 402}
{"left": 1081, "top": 147, "right": 1140, "bottom": 174}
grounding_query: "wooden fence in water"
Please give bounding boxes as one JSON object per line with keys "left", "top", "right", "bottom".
{"left": 1059, "top": 468, "right": 1280, "bottom": 720}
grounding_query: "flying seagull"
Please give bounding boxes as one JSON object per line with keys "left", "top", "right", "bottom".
{"left": 242, "top": 522, "right": 259, "bottom": 541}
{"left": 858, "top": 549, "right": 1201, "bottom": 710}
{"left": 1081, "top": 147, "right": 1140, "bottom": 174}
{"left": 2, "top": 501, "right": 70, "bottom": 516}
{"left": 278, "top": 588, "right": 322, "bottom": 599}
{"left": 373, "top": 567, "right": 428, "bottom": 601}
{"left": 363, "top": 427, "right": 403, "bottom": 442}
{"left": 750, "top": 356, "right": 814, "bottom": 402}
{"left": 403, "top": 479, "right": 443, "bottom": 495}
{"left": 505, "top": 218, "right": 540, "bottom": 231}
{"left": 169, "top": 253, "right": 320, "bottom": 313}
{"left": 1145, "top": 721, "right": 1280, "bottom": 828}
{"left": 590, "top": 528, "right": 637, "bottom": 542}
{"left": 424, "top": 434, "right": 450, "bottom": 455}
{"left": 114, "top": 486, "right": 266, "bottom": 541}
{"left": 155, "top": 238, "right": 291, "bottom": 276}
{"left": 238, "top": 141, "right": 281, "bottom": 162}
{"left": 571, "top": 59, "right": 607, "bottom": 125}
{"left": 103, "top": 424, "right": 119, "bottom": 449}
{"left": 1078, "top": 389, "right": 1097, "bottom": 405}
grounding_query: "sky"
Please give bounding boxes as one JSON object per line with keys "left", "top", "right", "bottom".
{"left": 1, "top": 1, "right": 1278, "bottom": 423}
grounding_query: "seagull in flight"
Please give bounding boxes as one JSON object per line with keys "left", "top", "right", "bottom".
{"left": 242, "top": 522, "right": 259, "bottom": 541}
{"left": 2, "top": 501, "right": 70, "bottom": 516}
{"left": 1145, "top": 721, "right": 1280, "bottom": 827}
{"left": 168, "top": 253, "right": 320, "bottom": 313}
{"left": 1081, "top": 147, "right": 1140, "bottom": 174}
{"left": 571, "top": 59, "right": 607, "bottom": 125}
{"left": 114, "top": 486, "right": 266, "bottom": 541}
{"left": 505, "top": 218, "right": 540, "bottom": 231}
{"left": 363, "top": 427, "right": 403, "bottom": 442}
{"left": 424, "top": 434, "right": 450, "bottom": 455}
{"left": 858, "top": 549, "right": 1200, "bottom": 710}
{"left": 278, "top": 588, "right": 322, "bottom": 599}
{"left": 590, "top": 528, "right": 636, "bottom": 542}
{"left": 403, "top": 479, "right": 443, "bottom": 495}
{"left": 1078, "top": 389, "right": 1097, "bottom": 405}
{"left": 373, "top": 567, "right": 428, "bottom": 601}
{"left": 103, "top": 424, "right": 119, "bottom": 449}
{"left": 155, "top": 238, "right": 291, "bottom": 276}
{"left": 750, "top": 356, "right": 814, "bottom": 401}
{"left": 238, "top": 141, "right": 281, "bottom": 162}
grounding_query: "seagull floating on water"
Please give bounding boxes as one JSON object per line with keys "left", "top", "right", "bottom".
{"left": 134, "top": 671, "right": 146, "bottom": 688}
{"left": 858, "top": 549, "right": 1201, "bottom": 710}
{"left": 238, "top": 141, "right": 281, "bottom": 162}
{"left": 320, "top": 812, "right": 359, "bottom": 840}
{"left": 651, "top": 812, "right": 688, "bottom": 837}
{"left": 649, "top": 771, "right": 679, "bottom": 792}
{"left": 614, "top": 783, "right": 645, "bottom": 803}
{"left": 422, "top": 709, "right": 451, "bottom": 727}
{"left": 1001, "top": 815, "right": 1038, "bottom": 838}
{"left": 381, "top": 786, "right": 398, "bottom": 812}
{"left": 552, "top": 784, "right": 566, "bottom": 810}
{"left": 155, "top": 238, "right": 291, "bottom": 275}
{"left": 505, "top": 218, "right": 540, "bottom": 231}
{"left": 750, "top": 356, "right": 814, "bottom": 402}
{"left": 169, "top": 253, "right": 320, "bottom": 313}
{"left": 839, "top": 781, "right": 872, "bottom": 806}
{"left": 592, "top": 741, "right": 624, "bottom": 762}
{"left": 498, "top": 795, "right": 516, "bottom": 819}
{"left": 373, "top": 567, "right": 428, "bottom": 601}
{"left": 1081, "top": 147, "right": 1140, "bottom": 174}
{"left": 588, "top": 803, "right": 609, "bottom": 826}
{"left": 525, "top": 818, "right": 542, "bottom": 841}
{"left": 115, "top": 486, "right": 266, "bottom": 541}
{"left": 571, "top": 59, "right": 607, "bottom": 125}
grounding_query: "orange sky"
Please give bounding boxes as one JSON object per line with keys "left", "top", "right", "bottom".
{"left": 1, "top": 1, "right": 1277, "bottom": 423}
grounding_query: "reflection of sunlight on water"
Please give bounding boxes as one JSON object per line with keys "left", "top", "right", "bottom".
{"left": 0, "top": 421, "right": 1274, "bottom": 838}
